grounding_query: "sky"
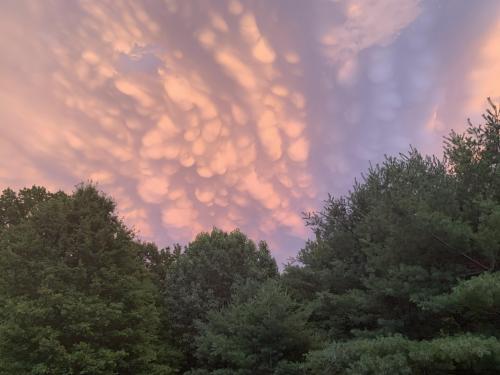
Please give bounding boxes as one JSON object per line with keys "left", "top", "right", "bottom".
{"left": 1, "top": 0, "right": 500, "bottom": 265}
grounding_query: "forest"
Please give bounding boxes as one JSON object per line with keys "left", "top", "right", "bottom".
{"left": 1, "top": 101, "right": 499, "bottom": 374}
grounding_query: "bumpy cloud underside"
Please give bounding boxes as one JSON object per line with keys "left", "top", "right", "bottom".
{"left": 1, "top": 0, "right": 499, "bottom": 264}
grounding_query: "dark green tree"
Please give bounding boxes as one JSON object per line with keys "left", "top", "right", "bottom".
{"left": 445, "top": 97, "right": 500, "bottom": 205}
{"left": 419, "top": 271, "right": 500, "bottom": 336}
{"left": 285, "top": 100, "right": 500, "bottom": 372}
{"left": 305, "top": 334, "right": 500, "bottom": 374}
{"left": 192, "top": 279, "right": 315, "bottom": 375}
{"left": 0, "top": 185, "right": 172, "bottom": 374}
{"left": 0, "top": 186, "right": 58, "bottom": 233}
{"left": 284, "top": 149, "right": 466, "bottom": 340}
{"left": 164, "top": 228, "right": 278, "bottom": 371}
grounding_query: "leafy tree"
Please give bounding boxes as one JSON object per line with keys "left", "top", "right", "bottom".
{"left": 138, "top": 241, "right": 174, "bottom": 288}
{"left": 284, "top": 100, "right": 500, "bottom": 365}
{"left": 445, "top": 97, "right": 500, "bottom": 205}
{"left": 0, "top": 186, "right": 59, "bottom": 233}
{"left": 164, "top": 229, "right": 278, "bottom": 370}
{"left": 192, "top": 279, "right": 315, "bottom": 374}
{"left": 0, "top": 185, "right": 171, "bottom": 374}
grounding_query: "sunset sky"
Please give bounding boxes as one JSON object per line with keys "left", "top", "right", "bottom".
{"left": 1, "top": 0, "right": 500, "bottom": 264}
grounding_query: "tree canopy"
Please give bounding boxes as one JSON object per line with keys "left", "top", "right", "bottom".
{"left": 282, "top": 100, "right": 500, "bottom": 372}
{"left": 0, "top": 185, "right": 170, "bottom": 374}
{"left": 192, "top": 279, "right": 315, "bottom": 375}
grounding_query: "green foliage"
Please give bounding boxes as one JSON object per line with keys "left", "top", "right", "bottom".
{"left": 306, "top": 334, "right": 500, "bottom": 374}
{"left": 192, "top": 280, "right": 315, "bottom": 374}
{"left": 445, "top": 97, "right": 500, "bottom": 204}
{"left": 284, "top": 149, "right": 467, "bottom": 340}
{"left": 0, "top": 186, "right": 58, "bottom": 233}
{"left": 283, "top": 101, "right": 500, "bottom": 344}
{"left": 419, "top": 272, "right": 500, "bottom": 334}
{"left": 164, "top": 228, "right": 278, "bottom": 370}
{"left": 282, "top": 99, "right": 500, "bottom": 372}
{"left": 0, "top": 185, "right": 172, "bottom": 374}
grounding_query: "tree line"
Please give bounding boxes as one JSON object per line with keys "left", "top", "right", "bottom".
{"left": 1, "top": 100, "right": 499, "bottom": 374}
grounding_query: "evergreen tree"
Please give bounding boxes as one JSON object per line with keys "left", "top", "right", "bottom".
{"left": 306, "top": 334, "right": 500, "bottom": 374}
{"left": 284, "top": 101, "right": 499, "bottom": 338}
{"left": 289, "top": 100, "right": 500, "bottom": 373}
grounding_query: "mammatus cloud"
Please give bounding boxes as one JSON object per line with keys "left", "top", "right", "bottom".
{"left": 466, "top": 20, "right": 500, "bottom": 114}
{"left": 0, "top": 0, "right": 499, "bottom": 264}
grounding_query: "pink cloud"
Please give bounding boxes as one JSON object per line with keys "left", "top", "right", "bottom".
{"left": 1, "top": 0, "right": 499, "bottom": 265}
